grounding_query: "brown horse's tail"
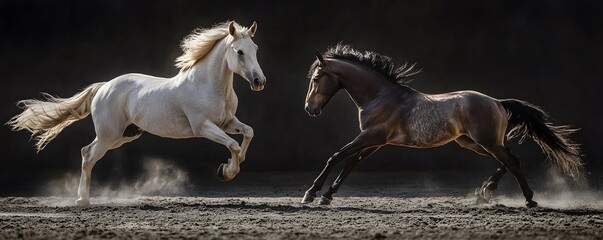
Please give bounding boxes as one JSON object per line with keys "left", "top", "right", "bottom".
{"left": 7, "top": 82, "right": 106, "bottom": 152}
{"left": 499, "top": 99, "right": 584, "bottom": 181}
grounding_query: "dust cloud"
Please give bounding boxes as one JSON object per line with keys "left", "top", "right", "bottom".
{"left": 46, "top": 158, "right": 189, "bottom": 200}
{"left": 497, "top": 167, "right": 602, "bottom": 209}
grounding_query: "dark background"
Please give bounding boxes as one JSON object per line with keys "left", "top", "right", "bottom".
{"left": 1, "top": 0, "right": 602, "bottom": 195}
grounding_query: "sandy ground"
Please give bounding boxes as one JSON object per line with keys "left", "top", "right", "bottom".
{"left": 1, "top": 171, "right": 602, "bottom": 239}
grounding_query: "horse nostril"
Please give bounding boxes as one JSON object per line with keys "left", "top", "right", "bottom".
{"left": 253, "top": 78, "right": 260, "bottom": 86}
{"left": 305, "top": 106, "right": 310, "bottom": 112}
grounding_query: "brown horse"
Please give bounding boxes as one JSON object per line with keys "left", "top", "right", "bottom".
{"left": 302, "top": 44, "right": 583, "bottom": 208}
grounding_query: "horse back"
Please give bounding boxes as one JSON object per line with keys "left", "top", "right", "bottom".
{"left": 387, "top": 90, "right": 506, "bottom": 148}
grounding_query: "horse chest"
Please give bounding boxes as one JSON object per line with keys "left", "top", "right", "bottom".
{"left": 199, "top": 93, "right": 237, "bottom": 125}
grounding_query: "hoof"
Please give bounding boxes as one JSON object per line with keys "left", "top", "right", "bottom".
{"left": 476, "top": 196, "right": 489, "bottom": 204}
{"left": 526, "top": 200, "right": 538, "bottom": 208}
{"left": 217, "top": 163, "right": 231, "bottom": 182}
{"left": 301, "top": 192, "right": 316, "bottom": 204}
{"left": 75, "top": 198, "right": 90, "bottom": 206}
{"left": 318, "top": 196, "right": 332, "bottom": 205}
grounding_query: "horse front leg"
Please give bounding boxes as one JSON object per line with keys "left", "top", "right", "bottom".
{"left": 319, "top": 146, "right": 381, "bottom": 205}
{"left": 301, "top": 128, "right": 386, "bottom": 204}
{"left": 223, "top": 117, "right": 254, "bottom": 163}
{"left": 198, "top": 122, "right": 242, "bottom": 181}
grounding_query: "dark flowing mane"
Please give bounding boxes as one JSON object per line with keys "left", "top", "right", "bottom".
{"left": 309, "top": 44, "right": 420, "bottom": 84}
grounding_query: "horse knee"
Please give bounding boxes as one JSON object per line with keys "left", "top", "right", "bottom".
{"left": 243, "top": 126, "right": 254, "bottom": 139}
{"left": 325, "top": 153, "right": 341, "bottom": 166}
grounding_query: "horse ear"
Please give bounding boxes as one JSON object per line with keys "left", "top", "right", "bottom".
{"left": 248, "top": 21, "right": 257, "bottom": 37}
{"left": 228, "top": 22, "right": 237, "bottom": 37}
{"left": 315, "top": 51, "right": 325, "bottom": 65}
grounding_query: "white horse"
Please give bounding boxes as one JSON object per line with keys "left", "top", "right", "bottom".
{"left": 8, "top": 21, "right": 266, "bottom": 206}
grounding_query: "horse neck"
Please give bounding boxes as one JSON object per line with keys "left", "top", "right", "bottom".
{"left": 178, "top": 37, "right": 234, "bottom": 94}
{"left": 332, "top": 60, "right": 392, "bottom": 108}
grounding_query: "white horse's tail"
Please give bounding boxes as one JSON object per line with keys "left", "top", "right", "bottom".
{"left": 8, "top": 82, "right": 106, "bottom": 151}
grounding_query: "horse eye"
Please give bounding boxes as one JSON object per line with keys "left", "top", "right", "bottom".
{"left": 237, "top": 50, "right": 244, "bottom": 55}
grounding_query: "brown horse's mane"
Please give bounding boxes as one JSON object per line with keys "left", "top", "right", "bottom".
{"left": 310, "top": 44, "right": 421, "bottom": 84}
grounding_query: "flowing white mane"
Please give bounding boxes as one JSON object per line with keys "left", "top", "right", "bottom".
{"left": 175, "top": 21, "right": 251, "bottom": 71}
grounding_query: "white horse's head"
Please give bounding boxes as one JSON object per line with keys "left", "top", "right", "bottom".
{"left": 225, "top": 21, "right": 266, "bottom": 91}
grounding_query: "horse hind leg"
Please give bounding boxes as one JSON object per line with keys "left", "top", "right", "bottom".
{"left": 455, "top": 136, "right": 491, "bottom": 157}
{"left": 76, "top": 138, "right": 111, "bottom": 206}
{"left": 484, "top": 145, "right": 537, "bottom": 208}
{"left": 455, "top": 136, "right": 507, "bottom": 203}
{"left": 76, "top": 124, "right": 142, "bottom": 206}
{"left": 110, "top": 124, "right": 143, "bottom": 149}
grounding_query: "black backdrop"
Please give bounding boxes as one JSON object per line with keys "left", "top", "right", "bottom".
{"left": 1, "top": 0, "right": 601, "bottom": 194}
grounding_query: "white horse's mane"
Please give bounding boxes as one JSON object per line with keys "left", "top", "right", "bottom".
{"left": 175, "top": 21, "right": 251, "bottom": 71}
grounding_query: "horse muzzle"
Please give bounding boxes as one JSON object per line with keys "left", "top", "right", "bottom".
{"left": 305, "top": 105, "right": 322, "bottom": 117}
{"left": 250, "top": 76, "right": 266, "bottom": 91}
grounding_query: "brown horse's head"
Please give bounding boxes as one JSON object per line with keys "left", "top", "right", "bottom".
{"left": 305, "top": 51, "right": 341, "bottom": 117}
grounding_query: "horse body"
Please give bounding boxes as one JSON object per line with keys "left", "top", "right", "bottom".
{"left": 95, "top": 39, "right": 239, "bottom": 140}
{"left": 338, "top": 59, "right": 505, "bottom": 149}
{"left": 9, "top": 21, "right": 265, "bottom": 206}
{"left": 303, "top": 44, "right": 582, "bottom": 207}
{"left": 397, "top": 91, "right": 506, "bottom": 148}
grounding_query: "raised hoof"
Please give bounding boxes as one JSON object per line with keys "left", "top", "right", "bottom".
{"left": 217, "top": 163, "right": 231, "bottom": 182}
{"left": 476, "top": 196, "right": 489, "bottom": 204}
{"left": 301, "top": 192, "right": 316, "bottom": 204}
{"left": 526, "top": 200, "right": 538, "bottom": 208}
{"left": 318, "top": 196, "right": 332, "bottom": 205}
{"left": 75, "top": 198, "right": 90, "bottom": 206}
